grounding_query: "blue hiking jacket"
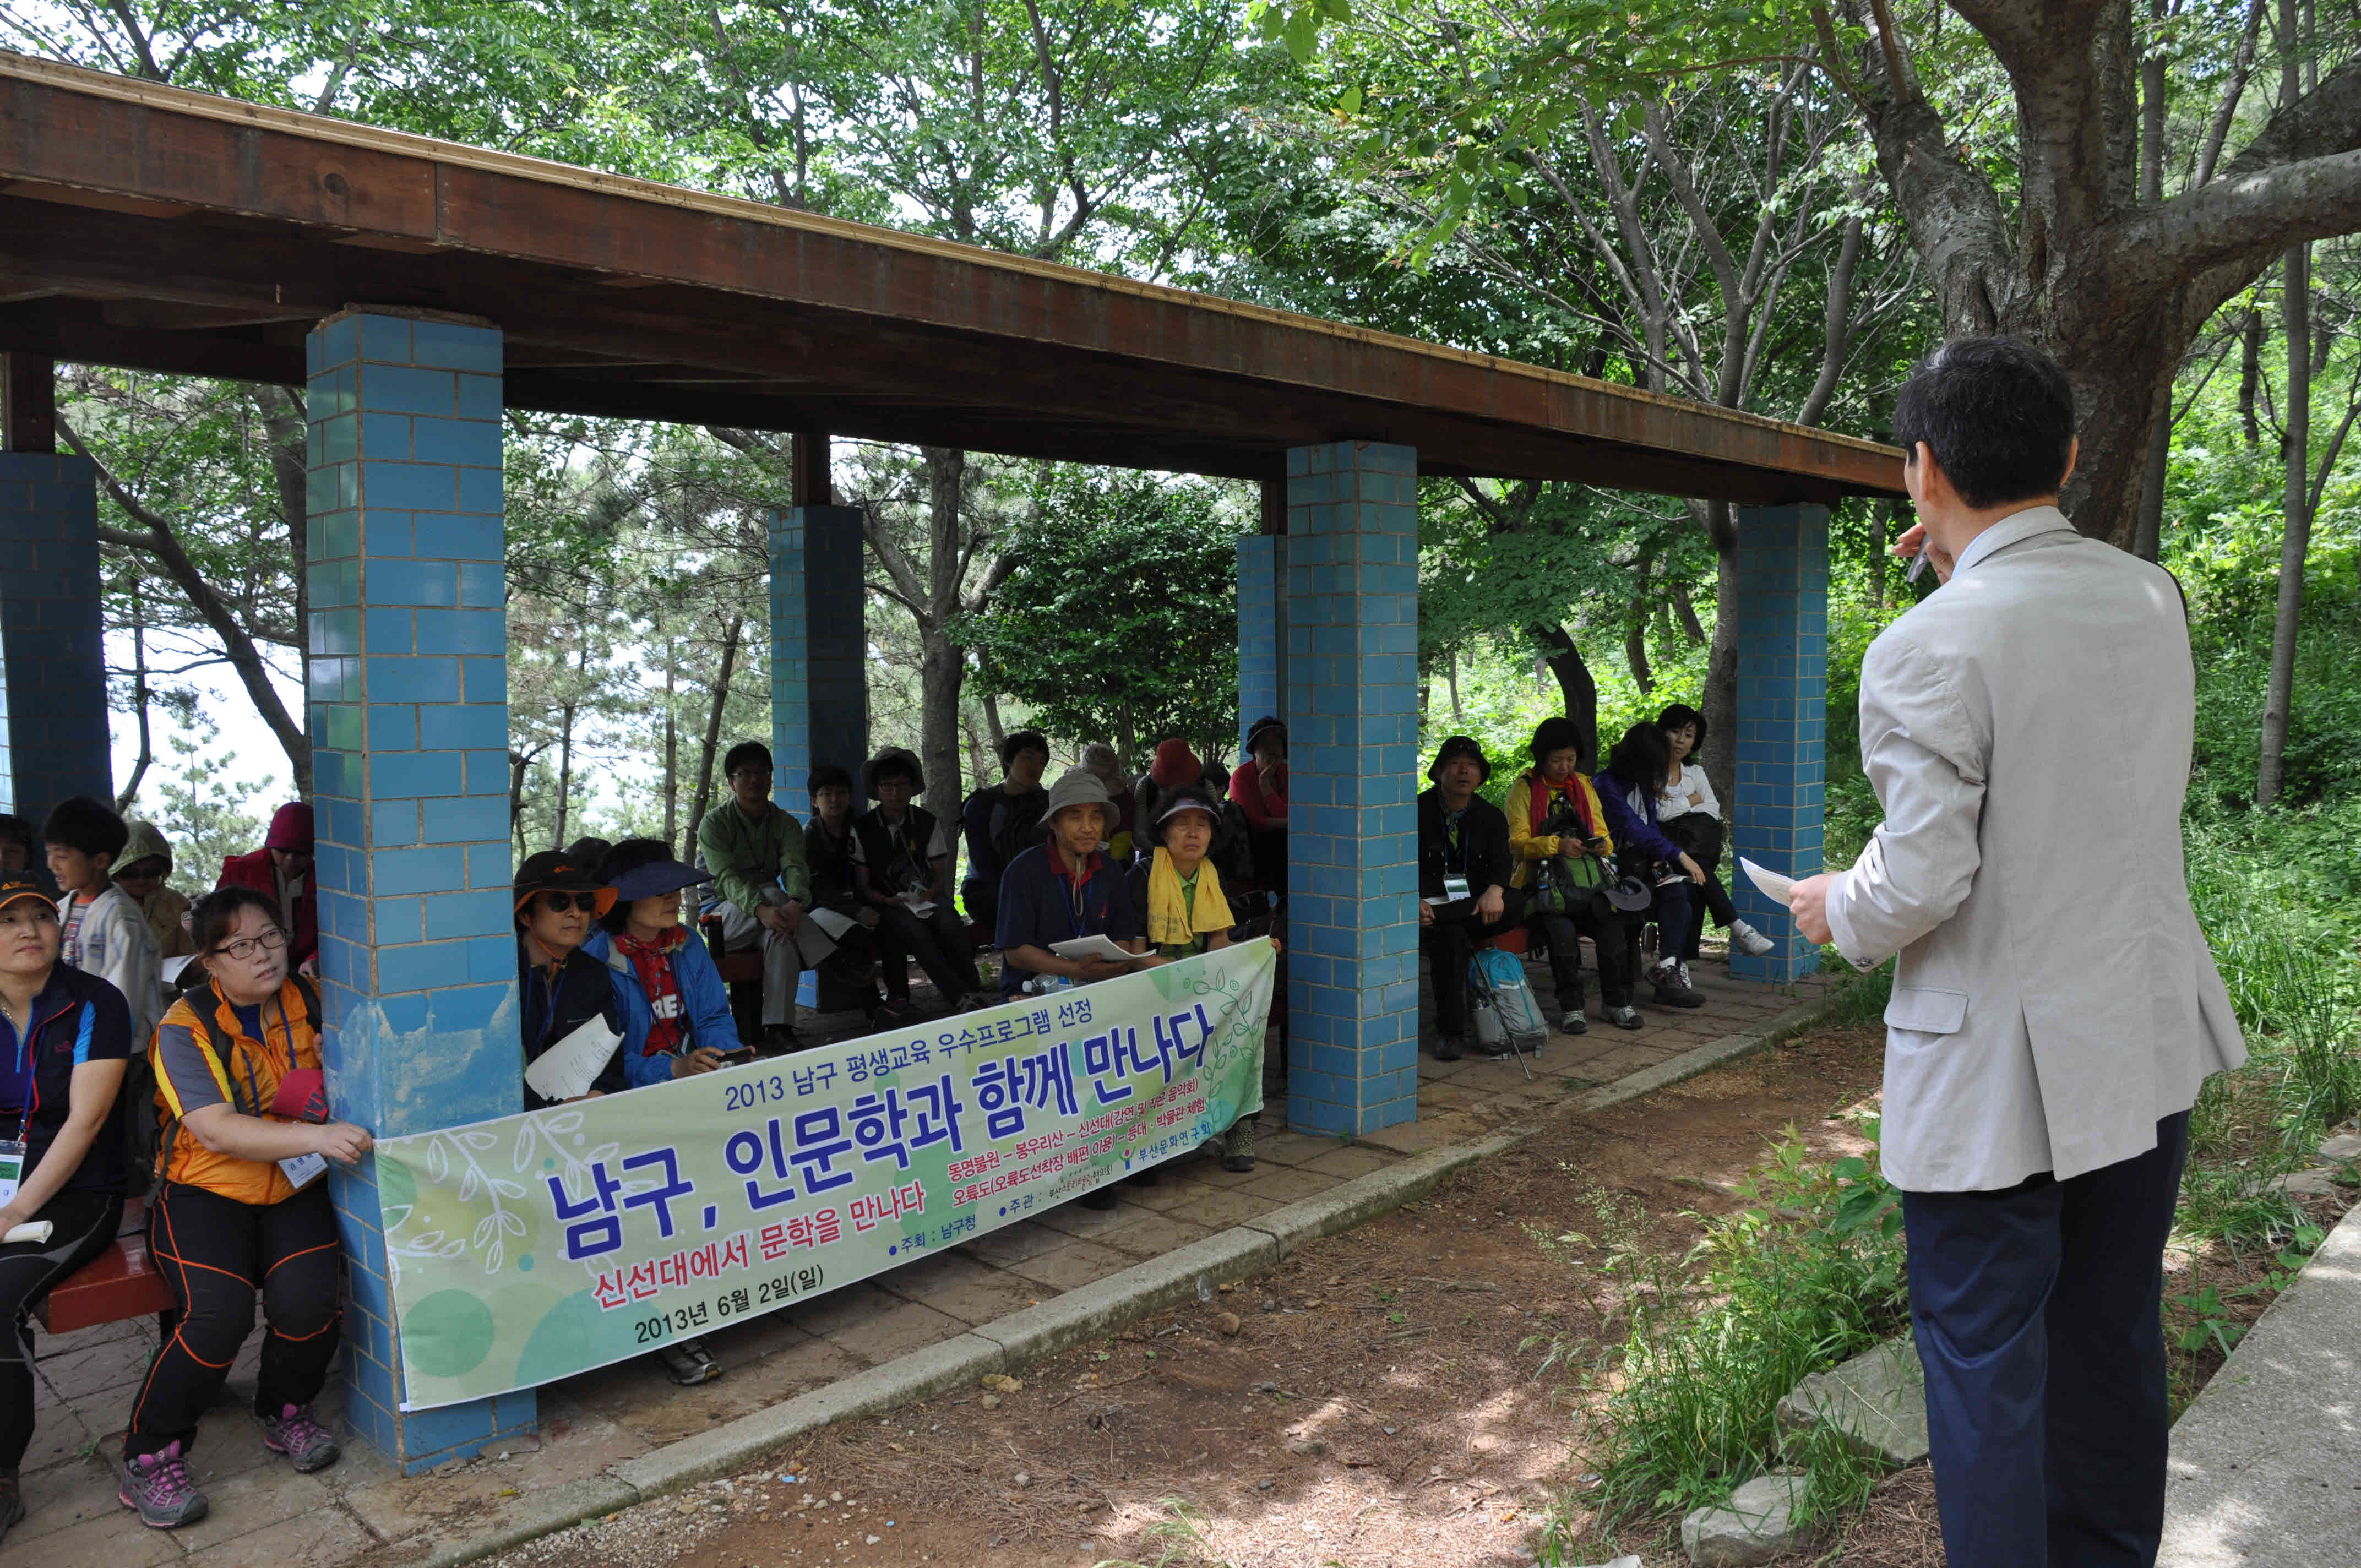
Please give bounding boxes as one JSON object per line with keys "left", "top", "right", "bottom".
{"left": 579, "top": 926, "right": 743, "bottom": 1088}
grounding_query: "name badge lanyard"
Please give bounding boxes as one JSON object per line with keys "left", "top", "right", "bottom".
{"left": 1440, "top": 820, "right": 1472, "bottom": 903}
{"left": 0, "top": 1022, "right": 29, "bottom": 1208}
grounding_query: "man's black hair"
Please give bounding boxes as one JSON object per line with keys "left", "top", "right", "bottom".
{"left": 1893, "top": 336, "right": 2076, "bottom": 509}
{"left": 0, "top": 813, "right": 29, "bottom": 852}
{"left": 808, "top": 764, "right": 855, "bottom": 797}
{"left": 722, "top": 740, "right": 773, "bottom": 778}
{"left": 596, "top": 837, "right": 676, "bottom": 933}
{"left": 1528, "top": 716, "right": 1586, "bottom": 769}
{"left": 42, "top": 794, "right": 130, "bottom": 865}
{"left": 1000, "top": 731, "right": 1049, "bottom": 769}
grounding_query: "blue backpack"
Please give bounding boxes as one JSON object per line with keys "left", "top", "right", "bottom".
{"left": 1467, "top": 948, "right": 1548, "bottom": 1056}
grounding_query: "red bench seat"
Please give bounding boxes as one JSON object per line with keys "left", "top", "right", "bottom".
{"left": 37, "top": 1197, "right": 173, "bottom": 1333}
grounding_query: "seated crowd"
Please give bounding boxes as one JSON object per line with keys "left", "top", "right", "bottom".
{"left": 1418, "top": 709, "right": 1774, "bottom": 1063}
{"left": 0, "top": 704, "right": 1760, "bottom": 1539}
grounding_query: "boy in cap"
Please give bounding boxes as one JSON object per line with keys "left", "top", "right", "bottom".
{"left": 514, "top": 851, "right": 626, "bottom": 1107}
{"left": 215, "top": 803, "right": 317, "bottom": 972}
{"left": 113, "top": 821, "right": 195, "bottom": 962}
{"left": 1417, "top": 738, "right": 1519, "bottom": 1061}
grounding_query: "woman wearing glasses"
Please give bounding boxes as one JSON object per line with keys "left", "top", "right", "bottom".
{"left": 118, "top": 889, "right": 372, "bottom": 1532}
{"left": 514, "top": 851, "right": 625, "bottom": 1108}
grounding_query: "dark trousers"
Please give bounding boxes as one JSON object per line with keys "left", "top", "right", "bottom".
{"left": 1623, "top": 880, "right": 1694, "bottom": 976}
{"left": 1533, "top": 904, "right": 1632, "bottom": 1012}
{"left": 1901, "top": 1111, "right": 2190, "bottom": 1568}
{"left": 1421, "top": 887, "right": 1527, "bottom": 1039}
{"left": 129, "top": 1180, "right": 341, "bottom": 1459}
{"left": 1663, "top": 813, "right": 1737, "bottom": 957}
{"left": 0, "top": 1188, "right": 122, "bottom": 1470}
{"left": 875, "top": 903, "right": 980, "bottom": 1003}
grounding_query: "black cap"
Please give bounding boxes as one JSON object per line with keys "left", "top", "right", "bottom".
{"left": 1428, "top": 736, "right": 1491, "bottom": 785}
{"left": 0, "top": 873, "right": 53, "bottom": 918}
{"left": 515, "top": 851, "right": 619, "bottom": 917}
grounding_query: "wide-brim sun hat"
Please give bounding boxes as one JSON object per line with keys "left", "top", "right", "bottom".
{"left": 515, "top": 849, "right": 620, "bottom": 918}
{"left": 861, "top": 747, "right": 927, "bottom": 800}
{"left": 1606, "top": 873, "right": 1655, "bottom": 913}
{"left": 607, "top": 859, "right": 714, "bottom": 903}
{"left": 1045, "top": 769, "right": 1114, "bottom": 822}
{"left": 1154, "top": 786, "right": 1222, "bottom": 827}
{"left": 1427, "top": 736, "right": 1491, "bottom": 785}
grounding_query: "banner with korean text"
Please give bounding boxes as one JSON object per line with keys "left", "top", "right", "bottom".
{"left": 375, "top": 940, "right": 1275, "bottom": 1408}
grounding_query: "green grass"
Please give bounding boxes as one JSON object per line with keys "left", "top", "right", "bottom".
{"left": 1530, "top": 1126, "right": 1910, "bottom": 1562}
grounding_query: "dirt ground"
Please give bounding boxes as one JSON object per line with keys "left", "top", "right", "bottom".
{"left": 481, "top": 1019, "right": 2354, "bottom": 1568}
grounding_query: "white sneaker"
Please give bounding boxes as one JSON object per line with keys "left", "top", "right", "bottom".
{"left": 1729, "top": 920, "right": 1775, "bottom": 957}
{"left": 1677, "top": 961, "right": 1693, "bottom": 991}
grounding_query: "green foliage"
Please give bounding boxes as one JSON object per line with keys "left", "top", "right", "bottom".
{"left": 956, "top": 468, "right": 1250, "bottom": 769}
{"left": 1536, "top": 1124, "right": 1910, "bottom": 1550}
{"left": 144, "top": 719, "right": 271, "bottom": 895}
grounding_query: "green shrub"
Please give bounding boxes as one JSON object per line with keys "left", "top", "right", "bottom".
{"left": 1537, "top": 1125, "right": 1910, "bottom": 1558}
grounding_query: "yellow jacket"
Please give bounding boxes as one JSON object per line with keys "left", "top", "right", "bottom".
{"left": 1502, "top": 770, "right": 1615, "bottom": 891}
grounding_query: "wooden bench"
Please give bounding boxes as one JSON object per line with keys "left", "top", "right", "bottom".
{"left": 37, "top": 1196, "right": 173, "bottom": 1333}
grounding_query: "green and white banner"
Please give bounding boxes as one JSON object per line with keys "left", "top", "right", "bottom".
{"left": 376, "top": 939, "right": 1275, "bottom": 1409}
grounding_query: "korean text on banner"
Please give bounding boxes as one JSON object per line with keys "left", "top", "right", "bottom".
{"left": 375, "top": 940, "right": 1276, "bottom": 1409}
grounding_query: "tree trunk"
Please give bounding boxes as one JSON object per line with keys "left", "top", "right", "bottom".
{"left": 662, "top": 635, "right": 679, "bottom": 853}
{"left": 2257, "top": 239, "right": 2310, "bottom": 807}
{"left": 1702, "top": 545, "right": 1739, "bottom": 817}
{"left": 509, "top": 748, "right": 534, "bottom": 856}
{"left": 118, "top": 585, "right": 153, "bottom": 811}
{"left": 2134, "top": 405, "right": 2172, "bottom": 561}
{"left": 918, "top": 447, "right": 970, "bottom": 814}
{"left": 684, "top": 614, "right": 744, "bottom": 852}
{"left": 2240, "top": 308, "right": 2263, "bottom": 444}
{"left": 554, "top": 700, "right": 576, "bottom": 850}
{"left": 1447, "top": 647, "right": 1463, "bottom": 726}
{"left": 1533, "top": 623, "right": 1599, "bottom": 772}
{"left": 1869, "top": 499, "right": 1894, "bottom": 608}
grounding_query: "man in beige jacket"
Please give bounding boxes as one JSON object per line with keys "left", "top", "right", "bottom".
{"left": 1792, "top": 337, "right": 2243, "bottom": 1568}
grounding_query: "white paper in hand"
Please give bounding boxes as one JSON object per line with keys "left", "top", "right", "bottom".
{"left": 524, "top": 1015, "right": 625, "bottom": 1103}
{"left": 1049, "top": 934, "right": 1135, "bottom": 964}
{"left": 1738, "top": 857, "right": 1796, "bottom": 905}
{"left": 791, "top": 907, "right": 856, "bottom": 968}
{"left": 1, "top": 1220, "right": 52, "bottom": 1245}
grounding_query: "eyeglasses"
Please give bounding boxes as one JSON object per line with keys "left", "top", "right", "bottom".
{"left": 536, "top": 891, "right": 601, "bottom": 913}
{"left": 212, "top": 928, "right": 289, "bottom": 962}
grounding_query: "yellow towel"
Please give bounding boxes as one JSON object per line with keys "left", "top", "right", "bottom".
{"left": 1147, "top": 848, "right": 1231, "bottom": 948}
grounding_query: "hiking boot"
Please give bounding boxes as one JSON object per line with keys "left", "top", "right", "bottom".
{"left": 0, "top": 1472, "right": 23, "bottom": 1549}
{"left": 1729, "top": 919, "right": 1775, "bottom": 957}
{"left": 258, "top": 1403, "right": 340, "bottom": 1473}
{"left": 1558, "top": 1011, "right": 1588, "bottom": 1036}
{"left": 1677, "top": 961, "right": 1694, "bottom": 992}
{"left": 1606, "top": 1005, "right": 1644, "bottom": 1031}
{"left": 1220, "top": 1118, "right": 1257, "bottom": 1173}
{"left": 119, "top": 1442, "right": 208, "bottom": 1529}
{"left": 1433, "top": 1036, "right": 1465, "bottom": 1063}
{"left": 1650, "top": 964, "right": 1706, "bottom": 1008}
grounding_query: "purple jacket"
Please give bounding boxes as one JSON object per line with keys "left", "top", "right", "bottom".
{"left": 1590, "top": 771, "right": 1683, "bottom": 864}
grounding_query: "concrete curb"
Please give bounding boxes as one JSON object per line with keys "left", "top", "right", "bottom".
{"left": 411, "top": 981, "right": 1856, "bottom": 1567}
{"left": 1578, "top": 987, "right": 1844, "bottom": 1112}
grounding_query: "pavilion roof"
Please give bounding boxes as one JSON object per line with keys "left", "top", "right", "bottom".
{"left": 0, "top": 51, "right": 1903, "bottom": 502}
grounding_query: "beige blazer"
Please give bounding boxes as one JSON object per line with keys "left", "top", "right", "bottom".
{"left": 1825, "top": 507, "right": 2244, "bottom": 1191}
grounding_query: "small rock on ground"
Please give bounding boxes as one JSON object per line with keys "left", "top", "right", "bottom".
{"left": 1682, "top": 1473, "right": 1807, "bottom": 1567}
{"left": 2271, "top": 1169, "right": 2340, "bottom": 1196}
{"left": 1776, "top": 1335, "right": 1929, "bottom": 1466}
{"left": 2317, "top": 1131, "right": 2361, "bottom": 1163}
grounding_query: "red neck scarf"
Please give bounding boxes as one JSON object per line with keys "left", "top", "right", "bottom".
{"left": 1046, "top": 839, "right": 1100, "bottom": 911}
{"left": 1527, "top": 771, "right": 1599, "bottom": 840}
{"left": 613, "top": 924, "right": 690, "bottom": 1057}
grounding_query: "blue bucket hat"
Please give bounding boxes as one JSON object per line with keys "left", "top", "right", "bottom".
{"left": 607, "top": 858, "right": 712, "bottom": 903}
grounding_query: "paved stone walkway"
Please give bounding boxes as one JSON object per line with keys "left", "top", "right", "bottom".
{"left": 15, "top": 947, "right": 1825, "bottom": 1568}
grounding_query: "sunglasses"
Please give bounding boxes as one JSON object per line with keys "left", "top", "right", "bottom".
{"left": 535, "top": 891, "right": 602, "bottom": 913}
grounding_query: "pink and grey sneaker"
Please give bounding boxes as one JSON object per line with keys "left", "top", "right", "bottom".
{"left": 119, "top": 1442, "right": 209, "bottom": 1528}
{"left": 258, "top": 1404, "right": 341, "bottom": 1473}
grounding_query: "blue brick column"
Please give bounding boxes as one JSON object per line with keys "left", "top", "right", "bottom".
{"left": 1282, "top": 442, "right": 1420, "bottom": 1136}
{"left": 769, "top": 504, "right": 869, "bottom": 796}
{"left": 1728, "top": 503, "right": 1828, "bottom": 984}
{"left": 772, "top": 504, "right": 868, "bottom": 1005}
{"left": 0, "top": 454, "right": 110, "bottom": 823}
{"left": 1236, "top": 535, "right": 1279, "bottom": 756}
{"left": 305, "top": 309, "right": 534, "bottom": 1469}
